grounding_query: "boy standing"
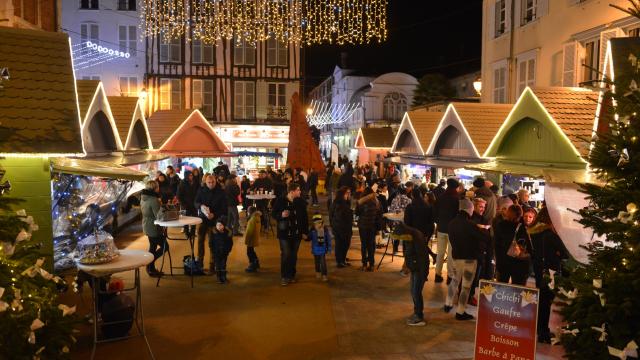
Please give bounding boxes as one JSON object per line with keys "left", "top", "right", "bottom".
{"left": 310, "top": 214, "right": 332, "bottom": 281}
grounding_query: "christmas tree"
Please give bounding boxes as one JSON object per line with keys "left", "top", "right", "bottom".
{"left": 0, "top": 169, "right": 78, "bottom": 359}
{"left": 556, "top": 2, "right": 640, "bottom": 358}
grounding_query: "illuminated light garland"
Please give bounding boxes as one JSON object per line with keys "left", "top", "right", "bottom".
{"left": 306, "top": 99, "right": 360, "bottom": 127}
{"left": 140, "top": 0, "right": 387, "bottom": 45}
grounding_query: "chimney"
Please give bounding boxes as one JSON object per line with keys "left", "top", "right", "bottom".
{"left": 340, "top": 52, "right": 349, "bottom": 69}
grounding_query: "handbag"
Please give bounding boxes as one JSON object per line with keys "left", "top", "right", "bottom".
{"left": 158, "top": 204, "right": 179, "bottom": 222}
{"left": 507, "top": 224, "right": 531, "bottom": 260}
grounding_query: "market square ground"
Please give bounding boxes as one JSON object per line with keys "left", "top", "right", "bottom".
{"left": 67, "top": 200, "right": 565, "bottom": 360}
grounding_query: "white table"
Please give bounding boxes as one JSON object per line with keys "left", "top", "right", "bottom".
{"left": 383, "top": 212, "right": 404, "bottom": 222}
{"left": 378, "top": 212, "right": 405, "bottom": 269}
{"left": 246, "top": 193, "right": 276, "bottom": 200}
{"left": 154, "top": 216, "right": 203, "bottom": 288}
{"left": 246, "top": 193, "right": 276, "bottom": 234}
{"left": 76, "top": 249, "right": 155, "bottom": 360}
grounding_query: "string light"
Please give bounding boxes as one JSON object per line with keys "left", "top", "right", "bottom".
{"left": 140, "top": 0, "right": 388, "bottom": 46}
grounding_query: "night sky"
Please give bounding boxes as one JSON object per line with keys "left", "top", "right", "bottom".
{"left": 304, "top": 1, "right": 483, "bottom": 93}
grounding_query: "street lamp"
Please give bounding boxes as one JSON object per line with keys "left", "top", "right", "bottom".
{"left": 139, "top": 87, "right": 147, "bottom": 101}
{"left": 473, "top": 79, "right": 482, "bottom": 95}
{"left": 306, "top": 107, "right": 313, "bottom": 116}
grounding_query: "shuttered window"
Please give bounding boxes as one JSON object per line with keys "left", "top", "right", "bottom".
{"left": 234, "top": 39, "right": 256, "bottom": 66}
{"left": 493, "top": 66, "right": 507, "bottom": 103}
{"left": 160, "top": 35, "right": 181, "bottom": 63}
{"left": 495, "top": 0, "right": 506, "bottom": 37}
{"left": 160, "top": 78, "right": 181, "bottom": 110}
{"left": 234, "top": 81, "right": 255, "bottom": 119}
{"left": 192, "top": 79, "right": 214, "bottom": 118}
{"left": 267, "top": 38, "right": 288, "bottom": 67}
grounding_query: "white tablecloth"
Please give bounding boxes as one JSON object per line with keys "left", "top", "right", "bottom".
{"left": 383, "top": 212, "right": 404, "bottom": 222}
{"left": 154, "top": 215, "right": 202, "bottom": 228}
{"left": 246, "top": 194, "right": 276, "bottom": 200}
{"left": 76, "top": 249, "right": 153, "bottom": 277}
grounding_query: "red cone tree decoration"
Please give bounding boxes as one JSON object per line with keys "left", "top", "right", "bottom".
{"left": 286, "top": 92, "right": 325, "bottom": 177}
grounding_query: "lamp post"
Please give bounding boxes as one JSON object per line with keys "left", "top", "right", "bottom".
{"left": 473, "top": 79, "right": 482, "bottom": 96}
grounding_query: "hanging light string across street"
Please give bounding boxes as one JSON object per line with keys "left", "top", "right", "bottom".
{"left": 140, "top": 0, "right": 388, "bottom": 45}
{"left": 306, "top": 99, "right": 360, "bottom": 127}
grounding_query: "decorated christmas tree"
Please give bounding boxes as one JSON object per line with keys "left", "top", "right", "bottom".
{"left": 556, "top": 3, "right": 640, "bottom": 358}
{"left": 0, "top": 169, "right": 78, "bottom": 359}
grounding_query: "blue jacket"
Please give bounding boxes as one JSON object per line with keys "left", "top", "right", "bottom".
{"left": 310, "top": 226, "right": 332, "bottom": 256}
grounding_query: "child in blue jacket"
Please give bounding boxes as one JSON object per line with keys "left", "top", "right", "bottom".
{"left": 310, "top": 214, "right": 332, "bottom": 281}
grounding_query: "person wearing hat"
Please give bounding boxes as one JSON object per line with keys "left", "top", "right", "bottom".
{"left": 309, "top": 213, "right": 332, "bottom": 282}
{"left": 210, "top": 215, "right": 233, "bottom": 284}
{"left": 433, "top": 178, "right": 461, "bottom": 283}
{"left": 444, "top": 198, "right": 484, "bottom": 321}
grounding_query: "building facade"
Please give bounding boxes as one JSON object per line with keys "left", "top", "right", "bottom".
{"left": 0, "top": 0, "right": 59, "bottom": 31}
{"left": 481, "top": 0, "right": 640, "bottom": 104}
{"left": 144, "top": 35, "right": 302, "bottom": 125}
{"left": 309, "top": 66, "right": 417, "bottom": 159}
{"left": 61, "top": 0, "right": 145, "bottom": 97}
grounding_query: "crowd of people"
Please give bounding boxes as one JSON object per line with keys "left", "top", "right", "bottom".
{"left": 141, "top": 159, "right": 569, "bottom": 343}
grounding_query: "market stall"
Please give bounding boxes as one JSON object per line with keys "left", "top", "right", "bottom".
{"left": 354, "top": 127, "right": 395, "bottom": 165}
{"left": 421, "top": 102, "right": 512, "bottom": 187}
{"left": 389, "top": 109, "right": 444, "bottom": 182}
{"left": 76, "top": 80, "right": 124, "bottom": 153}
{"left": 465, "top": 86, "right": 601, "bottom": 260}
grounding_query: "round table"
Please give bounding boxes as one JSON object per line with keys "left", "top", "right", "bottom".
{"left": 378, "top": 212, "right": 405, "bottom": 269}
{"left": 246, "top": 194, "right": 276, "bottom": 234}
{"left": 76, "top": 249, "right": 155, "bottom": 360}
{"left": 383, "top": 212, "right": 404, "bottom": 222}
{"left": 154, "top": 216, "right": 203, "bottom": 288}
{"left": 246, "top": 193, "right": 276, "bottom": 201}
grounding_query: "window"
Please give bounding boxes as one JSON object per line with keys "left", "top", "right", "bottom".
{"left": 80, "top": 0, "right": 98, "bottom": 9}
{"left": 234, "top": 81, "right": 255, "bottom": 119}
{"left": 495, "top": 0, "right": 506, "bottom": 37}
{"left": 382, "top": 92, "right": 407, "bottom": 122}
{"left": 267, "top": 38, "right": 288, "bottom": 67}
{"left": 160, "top": 35, "right": 181, "bottom": 63}
{"left": 82, "top": 75, "right": 101, "bottom": 80}
{"left": 517, "top": 57, "right": 536, "bottom": 95}
{"left": 628, "top": 28, "right": 640, "bottom": 37}
{"left": 80, "top": 23, "right": 99, "bottom": 55}
{"left": 192, "top": 39, "right": 214, "bottom": 64}
{"left": 233, "top": 38, "right": 255, "bottom": 66}
{"left": 118, "top": 25, "right": 136, "bottom": 57}
{"left": 268, "top": 83, "right": 287, "bottom": 119}
{"left": 582, "top": 39, "right": 600, "bottom": 83}
{"left": 117, "top": 0, "right": 135, "bottom": 10}
{"left": 521, "top": 0, "right": 537, "bottom": 25}
{"left": 160, "top": 78, "right": 181, "bottom": 110}
{"left": 192, "top": 79, "right": 214, "bottom": 117}
{"left": 493, "top": 65, "right": 507, "bottom": 103}
{"left": 119, "top": 76, "right": 137, "bottom": 97}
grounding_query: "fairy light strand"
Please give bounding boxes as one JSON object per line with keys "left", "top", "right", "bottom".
{"left": 140, "top": 0, "right": 387, "bottom": 46}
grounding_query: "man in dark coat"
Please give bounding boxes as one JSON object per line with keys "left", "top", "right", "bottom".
{"left": 433, "top": 178, "right": 461, "bottom": 283}
{"left": 393, "top": 222, "right": 429, "bottom": 326}
{"left": 177, "top": 170, "right": 199, "bottom": 236}
{"left": 445, "top": 199, "right": 483, "bottom": 320}
{"left": 272, "top": 183, "right": 308, "bottom": 286}
{"left": 194, "top": 174, "right": 228, "bottom": 270}
{"left": 224, "top": 175, "right": 242, "bottom": 236}
{"left": 166, "top": 165, "right": 181, "bottom": 197}
{"left": 308, "top": 168, "right": 319, "bottom": 206}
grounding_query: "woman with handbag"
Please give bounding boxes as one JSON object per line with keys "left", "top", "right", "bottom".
{"left": 493, "top": 204, "right": 533, "bottom": 286}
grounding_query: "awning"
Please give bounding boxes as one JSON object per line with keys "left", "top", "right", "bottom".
{"left": 545, "top": 182, "right": 611, "bottom": 264}
{"left": 232, "top": 151, "right": 283, "bottom": 158}
{"left": 463, "top": 161, "right": 592, "bottom": 183}
{"left": 51, "top": 158, "right": 148, "bottom": 181}
{"left": 85, "top": 152, "right": 169, "bottom": 166}
{"left": 152, "top": 151, "right": 233, "bottom": 158}
{"left": 385, "top": 155, "right": 485, "bottom": 169}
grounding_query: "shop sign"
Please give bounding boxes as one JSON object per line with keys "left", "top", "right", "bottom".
{"left": 474, "top": 280, "right": 539, "bottom": 360}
